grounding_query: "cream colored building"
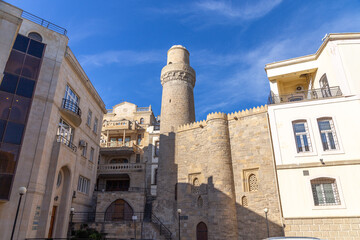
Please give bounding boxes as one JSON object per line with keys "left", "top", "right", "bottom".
{"left": 266, "top": 33, "right": 360, "bottom": 239}
{"left": 0, "top": 1, "right": 106, "bottom": 239}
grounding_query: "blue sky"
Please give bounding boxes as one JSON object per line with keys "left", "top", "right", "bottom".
{"left": 6, "top": 0, "right": 360, "bottom": 120}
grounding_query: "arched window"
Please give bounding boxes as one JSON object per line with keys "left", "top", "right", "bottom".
{"left": 140, "top": 118, "right": 144, "bottom": 124}
{"left": 317, "top": 117, "right": 339, "bottom": 151}
{"left": 193, "top": 178, "right": 200, "bottom": 194}
{"left": 197, "top": 196, "right": 203, "bottom": 208}
{"left": 319, "top": 74, "right": 331, "bottom": 97}
{"left": 28, "top": 32, "right": 43, "bottom": 42}
{"left": 242, "top": 196, "right": 248, "bottom": 207}
{"left": 56, "top": 170, "right": 62, "bottom": 187}
{"left": 248, "top": 174, "right": 258, "bottom": 192}
{"left": 311, "top": 177, "right": 340, "bottom": 206}
{"left": 292, "top": 120, "right": 312, "bottom": 153}
{"left": 196, "top": 222, "right": 208, "bottom": 240}
{"left": 105, "top": 199, "right": 133, "bottom": 221}
{"left": 110, "top": 158, "right": 128, "bottom": 164}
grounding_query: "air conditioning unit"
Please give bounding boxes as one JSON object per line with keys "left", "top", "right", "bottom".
{"left": 79, "top": 140, "right": 86, "bottom": 147}
{"left": 296, "top": 85, "right": 304, "bottom": 92}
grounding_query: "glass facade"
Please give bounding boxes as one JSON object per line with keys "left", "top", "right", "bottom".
{"left": 0, "top": 34, "right": 45, "bottom": 199}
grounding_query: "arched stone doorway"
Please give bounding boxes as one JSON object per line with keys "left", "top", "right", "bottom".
{"left": 196, "top": 222, "right": 208, "bottom": 240}
{"left": 105, "top": 199, "right": 133, "bottom": 221}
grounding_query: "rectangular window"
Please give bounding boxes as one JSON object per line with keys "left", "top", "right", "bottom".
{"left": 90, "top": 147, "right": 94, "bottom": 162}
{"left": 57, "top": 118, "right": 74, "bottom": 144}
{"left": 311, "top": 178, "right": 340, "bottom": 206}
{"left": 155, "top": 141, "right": 160, "bottom": 157}
{"left": 318, "top": 118, "right": 338, "bottom": 151}
{"left": 82, "top": 142, "right": 87, "bottom": 157}
{"left": 77, "top": 175, "right": 90, "bottom": 194}
{"left": 136, "top": 154, "right": 140, "bottom": 163}
{"left": 137, "top": 134, "right": 142, "bottom": 145}
{"left": 93, "top": 117, "right": 98, "bottom": 133}
{"left": 293, "top": 121, "right": 312, "bottom": 153}
{"left": 87, "top": 110, "right": 92, "bottom": 126}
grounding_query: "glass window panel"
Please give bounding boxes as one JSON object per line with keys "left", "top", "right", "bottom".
{"left": 9, "top": 96, "right": 31, "bottom": 124}
{"left": 21, "top": 55, "right": 41, "bottom": 80}
{"left": 321, "top": 133, "right": 328, "bottom": 150}
{"left": 302, "top": 135, "right": 309, "bottom": 151}
{"left": 16, "top": 77, "right": 35, "bottom": 98}
{"left": 318, "top": 121, "right": 331, "bottom": 131}
{"left": 0, "top": 73, "right": 19, "bottom": 94}
{"left": 3, "top": 122, "right": 24, "bottom": 145}
{"left": 328, "top": 133, "right": 336, "bottom": 149}
{"left": 27, "top": 40, "right": 44, "bottom": 58}
{"left": 13, "top": 35, "right": 29, "bottom": 53}
{"left": 293, "top": 123, "right": 305, "bottom": 133}
{"left": 295, "top": 135, "right": 302, "bottom": 152}
{"left": 323, "top": 183, "right": 335, "bottom": 203}
{"left": 0, "top": 144, "right": 19, "bottom": 174}
{"left": 4, "top": 51, "right": 25, "bottom": 75}
{"left": 0, "top": 174, "right": 13, "bottom": 199}
{"left": 0, "top": 120, "right": 6, "bottom": 141}
{"left": 0, "top": 92, "right": 13, "bottom": 120}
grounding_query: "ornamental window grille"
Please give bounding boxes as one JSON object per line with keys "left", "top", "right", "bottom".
{"left": 311, "top": 178, "right": 340, "bottom": 206}
{"left": 317, "top": 118, "right": 339, "bottom": 151}
{"left": 248, "top": 174, "right": 258, "bottom": 192}
{"left": 293, "top": 120, "right": 312, "bottom": 153}
{"left": 193, "top": 178, "right": 200, "bottom": 194}
{"left": 242, "top": 196, "right": 248, "bottom": 207}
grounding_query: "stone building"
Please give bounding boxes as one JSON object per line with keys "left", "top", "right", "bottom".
{"left": 266, "top": 33, "right": 360, "bottom": 240}
{"left": 0, "top": 1, "right": 106, "bottom": 239}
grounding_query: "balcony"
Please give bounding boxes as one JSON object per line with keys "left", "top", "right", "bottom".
{"left": 60, "top": 98, "right": 82, "bottom": 126}
{"left": 268, "top": 86, "right": 342, "bottom": 105}
{"left": 136, "top": 107, "right": 150, "bottom": 112}
{"left": 102, "top": 120, "right": 131, "bottom": 130}
{"left": 100, "top": 141, "right": 138, "bottom": 155}
{"left": 97, "top": 163, "right": 143, "bottom": 174}
{"left": 56, "top": 135, "right": 77, "bottom": 152}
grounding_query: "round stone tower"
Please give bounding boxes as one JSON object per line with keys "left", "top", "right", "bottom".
{"left": 156, "top": 45, "right": 196, "bottom": 225}
{"left": 206, "top": 113, "right": 239, "bottom": 239}
{"left": 160, "top": 45, "right": 196, "bottom": 133}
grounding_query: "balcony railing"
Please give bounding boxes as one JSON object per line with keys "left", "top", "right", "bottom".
{"left": 56, "top": 135, "right": 77, "bottom": 152}
{"left": 136, "top": 107, "right": 150, "bottom": 112}
{"left": 21, "top": 11, "right": 67, "bottom": 36}
{"left": 100, "top": 141, "right": 135, "bottom": 148}
{"left": 97, "top": 163, "right": 143, "bottom": 173}
{"left": 62, "top": 98, "right": 81, "bottom": 116}
{"left": 268, "top": 86, "right": 342, "bottom": 105}
{"left": 102, "top": 120, "right": 130, "bottom": 129}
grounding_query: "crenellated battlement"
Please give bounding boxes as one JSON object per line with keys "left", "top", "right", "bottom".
{"left": 227, "top": 105, "right": 267, "bottom": 120}
{"left": 206, "top": 112, "right": 228, "bottom": 122}
{"left": 177, "top": 120, "right": 207, "bottom": 132}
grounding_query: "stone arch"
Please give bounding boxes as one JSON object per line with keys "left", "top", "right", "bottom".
{"left": 105, "top": 199, "right": 134, "bottom": 221}
{"left": 196, "top": 222, "right": 208, "bottom": 240}
{"left": 140, "top": 118, "right": 144, "bottom": 124}
{"left": 28, "top": 32, "right": 43, "bottom": 42}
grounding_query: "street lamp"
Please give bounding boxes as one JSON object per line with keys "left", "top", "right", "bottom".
{"left": 264, "top": 208, "right": 269, "bottom": 238}
{"left": 132, "top": 215, "right": 138, "bottom": 239}
{"left": 11, "top": 187, "right": 27, "bottom": 240}
{"left": 68, "top": 207, "right": 75, "bottom": 238}
{"left": 177, "top": 209, "right": 181, "bottom": 240}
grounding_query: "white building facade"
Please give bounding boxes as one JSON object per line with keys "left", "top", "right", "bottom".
{"left": 266, "top": 33, "right": 360, "bottom": 239}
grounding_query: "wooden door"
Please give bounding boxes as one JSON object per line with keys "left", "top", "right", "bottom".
{"left": 48, "top": 206, "right": 57, "bottom": 238}
{"left": 196, "top": 222, "right": 208, "bottom": 240}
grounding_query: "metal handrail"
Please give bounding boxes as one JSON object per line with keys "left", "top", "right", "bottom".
{"left": 268, "top": 86, "right": 342, "bottom": 105}
{"left": 62, "top": 98, "right": 81, "bottom": 117}
{"left": 21, "top": 11, "right": 67, "bottom": 36}
{"left": 151, "top": 213, "right": 172, "bottom": 239}
{"left": 56, "top": 135, "right": 77, "bottom": 152}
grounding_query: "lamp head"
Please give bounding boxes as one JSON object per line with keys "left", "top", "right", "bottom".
{"left": 70, "top": 207, "right": 75, "bottom": 213}
{"left": 177, "top": 209, "right": 182, "bottom": 214}
{"left": 264, "top": 208, "right": 269, "bottom": 213}
{"left": 19, "top": 187, "right": 27, "bottom": 195}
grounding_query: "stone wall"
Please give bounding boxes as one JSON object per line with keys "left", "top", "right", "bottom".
{"left": 284, "top": 217, "right": 360, "bottom": 240}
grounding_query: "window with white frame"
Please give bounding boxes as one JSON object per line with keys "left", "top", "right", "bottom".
{"left": 57, "top": 118, "right": 74, "bottom": 144}
{"left": 90, "top": 147, "right": 94, "bottom": 162}
{"left": 93, "top": 117, "right": 98, "bottom": 133}
{"left": 292, "top": 121, "right": 312, "bottom": 153}
{"left": 311, "top": 178, "right": 340, "bottom": 206}
{"left": 317, "top": 118, "right": 339, "bottom": 151}
{"left": 77, "top": 175, "right": 90, "bottom": 194}
{"left": 64, "top": 85, "right": 79, "bottom": 104}
{"left": 82, "top": 142, "right": 87, "bottom": 157}
{"left": 87, "top": 110, "right": 92, "bottom": 126}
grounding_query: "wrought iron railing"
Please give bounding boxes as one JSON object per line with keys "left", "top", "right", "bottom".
{"left": 21, "top": 11, "right": 67, "bottom": 36}
{"left": 151, "top": 213, "right": 172, "bottom": 240}
{"left": 267, "top": 86, "right": 342, "bottom": 105}
{"left": 56, "top": 135, "right": 77, "bottom": 152}
{"left": 62, "top": 98, "right": 81, "bottom": 117}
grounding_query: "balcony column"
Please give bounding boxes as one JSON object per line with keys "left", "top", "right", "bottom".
{"left": 123, "top": 130, "right": 126, "bottom": 145}
{"left": 106, "top": 130, "right": 109, "bottom": 144}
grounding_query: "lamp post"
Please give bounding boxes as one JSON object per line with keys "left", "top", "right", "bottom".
{"left": 132, "top": 215, "right": 138, "bottom": 239}
{"left": 264, "top": 208, "right": 269, "bottom": 238}
{"left": 68, "top": 207, "right": 74, "bottom": 238}
{"left": 177, "top": 209, "right": 181, "bottom": 240}
{"left": 11, "top": 187, "right": 27, "bottom": 240}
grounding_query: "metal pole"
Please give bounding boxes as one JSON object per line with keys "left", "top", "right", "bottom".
{"left": 10, "top": 194, "right": 23, "bottom": 240}
{"left": 178, "top": 213, "right": 181, "bottom": 240}
{"left": 68, "top": 210, "right": 74, "bottom": 238}
{"left": 265, "top": 212, "right": 269, "bottom": 238}
{"left": 134, "top": 219, "right": 137, "bottom": 239}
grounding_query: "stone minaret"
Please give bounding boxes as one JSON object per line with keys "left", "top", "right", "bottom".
{"left": 156, "top": 45, "right": 196, "bottom": 224}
